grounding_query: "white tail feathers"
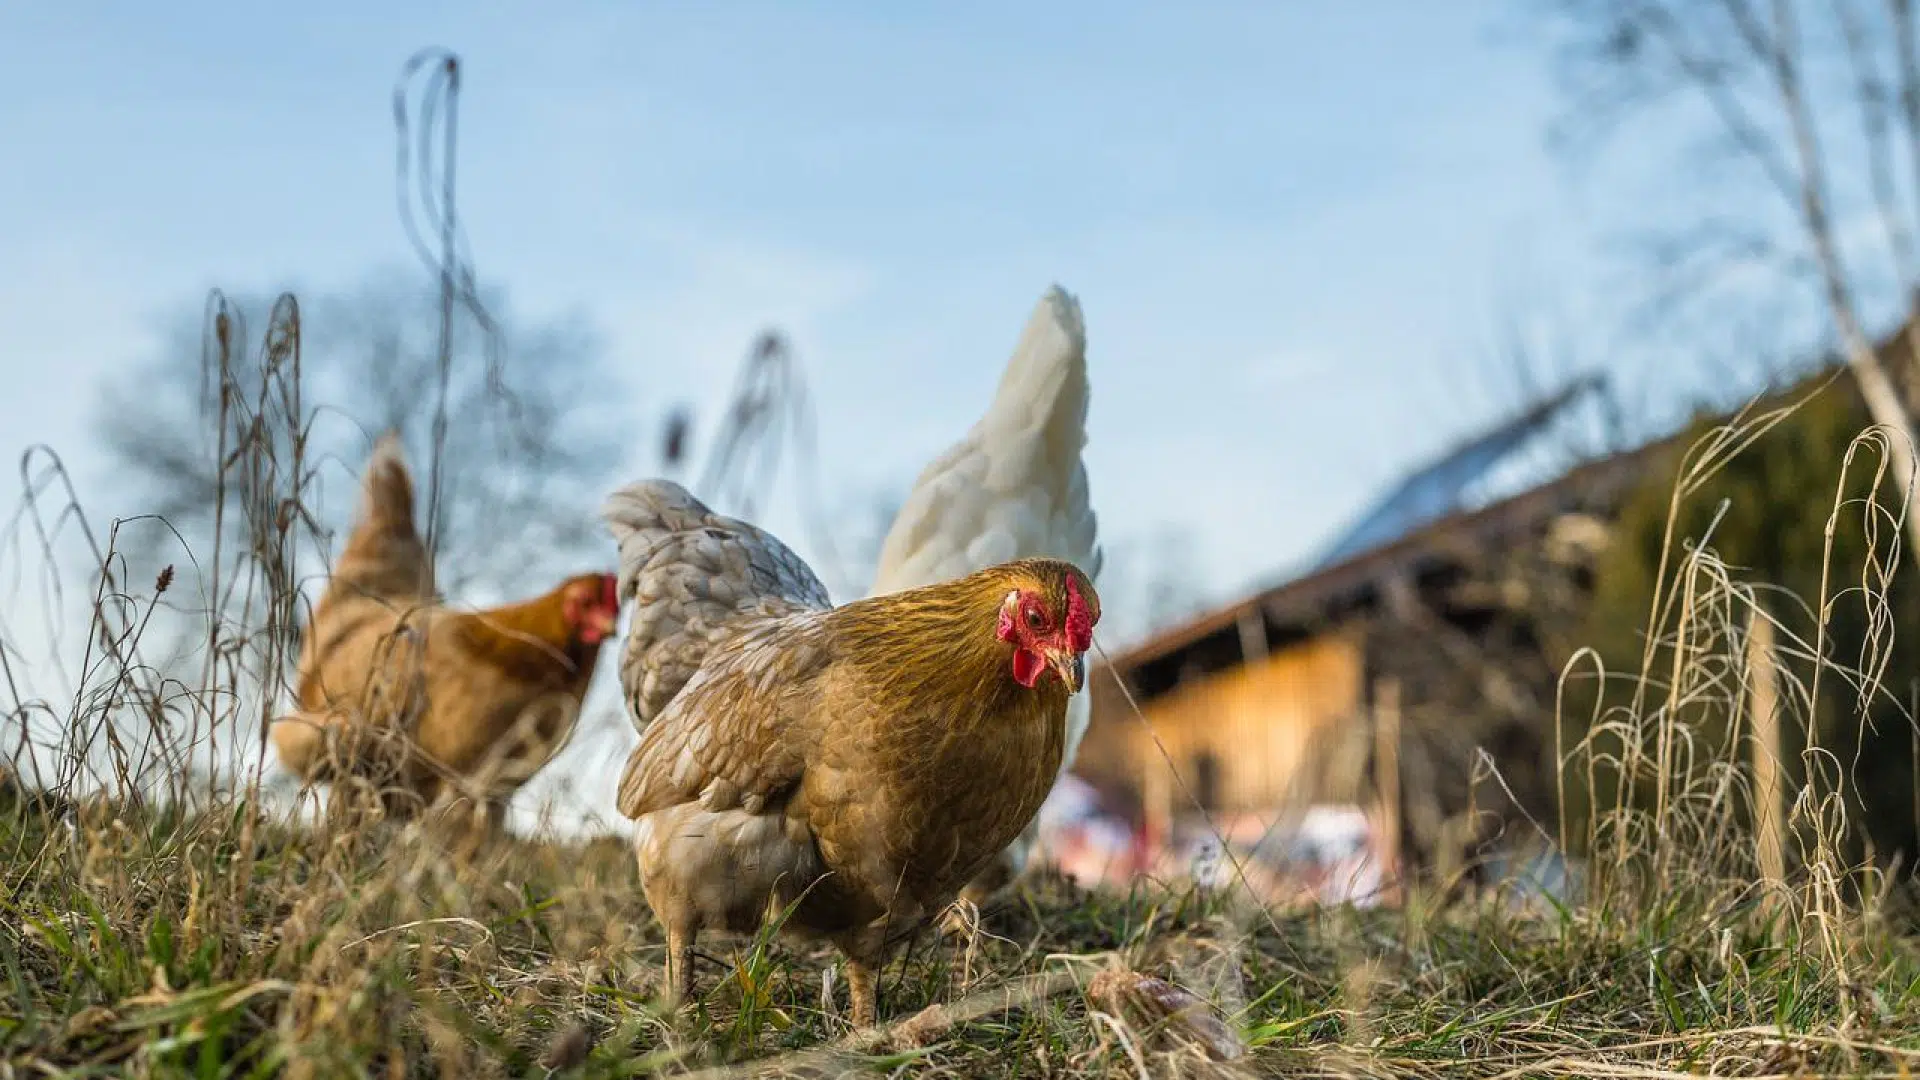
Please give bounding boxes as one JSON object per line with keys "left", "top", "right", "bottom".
{"left": 981, "top": 284, "right": 1090, "bottom": 443}
{"left": 869, "top": 283, "right": 1100, "bottom": 597}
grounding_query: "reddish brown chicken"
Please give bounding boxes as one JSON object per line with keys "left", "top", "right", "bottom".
{"left": 603, "top": 479, "right": 1099, "bottom": 1025}
{"left": 272, "top": 435, "right": 619, "bottom": 838}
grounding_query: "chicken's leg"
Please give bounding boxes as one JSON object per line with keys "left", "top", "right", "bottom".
{"left": 843, "top": 956, "right": 878, "bottom": 1027}
{"left": 663, "top": 926, "right": 695, "bottom": 1010}
{"left": 428, "top": 787, "right": 496, "bottom": 864}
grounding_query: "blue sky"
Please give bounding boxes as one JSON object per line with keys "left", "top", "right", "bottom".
{"left": 0, "top": 2, "right": 1657, "bottom": 629}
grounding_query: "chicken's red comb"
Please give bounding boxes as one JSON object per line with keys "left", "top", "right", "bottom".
{"left": 1065, "top": 575, "right": 1095, "bottom": 653}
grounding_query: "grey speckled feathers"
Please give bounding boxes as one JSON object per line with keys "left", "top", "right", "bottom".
{"left": 600, "top": 479, "right": 831, "bottom": 730}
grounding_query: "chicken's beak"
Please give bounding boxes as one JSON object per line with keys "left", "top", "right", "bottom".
{"left": 1049, "top": 650, "right": 1087, "bottom": 695}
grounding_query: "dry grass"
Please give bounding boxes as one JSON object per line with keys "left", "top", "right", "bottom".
{"left": 6, "top": 296, "right": 1920, "bottom": 1078}
{"left": 6, "top": 790, "right": 1920, "bottom": 1078}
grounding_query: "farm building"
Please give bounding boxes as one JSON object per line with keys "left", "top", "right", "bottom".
{"left": 1071, "top": 375, "right": 1669, "bottom": 888}
{"left": 1054, "top": 318, "right": 1920, "bottom": 898}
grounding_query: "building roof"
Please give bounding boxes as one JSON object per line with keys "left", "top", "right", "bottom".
{"left": 1097, "top": 389, "right": 1666, "bottom": 700}
{"left": 1313, "top": 374, "right": 1612, "bottom": 569}
{"left": 1092, "top": 313, "right": 1920, "bottom": 712}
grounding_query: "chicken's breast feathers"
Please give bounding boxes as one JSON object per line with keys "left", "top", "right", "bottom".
{"left": 614, "top": 609, "right": 832, "bottom": 819}
{"left": 601, "top": 480, "right": 831, "bottom": 729}
{"left": 330, "top": 433, "right": 435, "bottom": 603}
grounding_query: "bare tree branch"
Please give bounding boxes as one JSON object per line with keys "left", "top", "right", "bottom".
{"left": 1762, "top": 0, "right": 1920, "bottom": 555}
{"left": 94, "top": 273, "right": 625, "bottom": 612}
{"left": 1542, "top": 0, "right": 1920, "bottom": 559}
{"left": 1833, "top": 0, "right": 1918, "bottom": 285}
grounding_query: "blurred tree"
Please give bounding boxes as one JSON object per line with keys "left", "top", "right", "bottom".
{"left": 1542, "top": 0, "right": 1920, "bottom": 559}
{"left": 1575, "top": 377, "right": 1918, "bottom": 865}
{"left": 843, "top": 489, "right": 905, "bottom": 601}
{"left": 1098, "top": 527, "right": 1210, "bottom": 648}
{"left": 96, "top": 270, "right": 627, "bottom": 608}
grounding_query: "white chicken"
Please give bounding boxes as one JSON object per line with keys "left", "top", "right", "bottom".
{"left": 868, "top": 284, "right": 1101, "bottom": 902}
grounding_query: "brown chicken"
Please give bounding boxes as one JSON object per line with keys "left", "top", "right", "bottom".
{"left": 603, "top": 479, "right": 1099, "bottom": 1025}
{"left": 272, "top": 434, "right": 619, "bottom": 836}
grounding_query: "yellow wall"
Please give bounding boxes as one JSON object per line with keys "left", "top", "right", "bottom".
{"left": 1079, "top": 630, "right": 1367, "bottom": 831}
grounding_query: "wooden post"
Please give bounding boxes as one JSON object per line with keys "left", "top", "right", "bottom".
{"left": 1747, "top": 610, "right": 1785, "bottom": 893}
{"left": 1237, "top": 608, "right": 1269, "bottom": 665}
{"left": 1142, "top": 752, "right": 1172, "bottom": 864}
{"left": 1372, "top": 677, "right": 1403, "bottom": 905}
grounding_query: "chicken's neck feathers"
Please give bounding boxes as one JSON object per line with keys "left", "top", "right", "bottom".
{"left": 829, "top": 573, "right": 1067, "bottom": 735}
{"left": 437, "top": 589, "right": 598, "bottom": 684}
